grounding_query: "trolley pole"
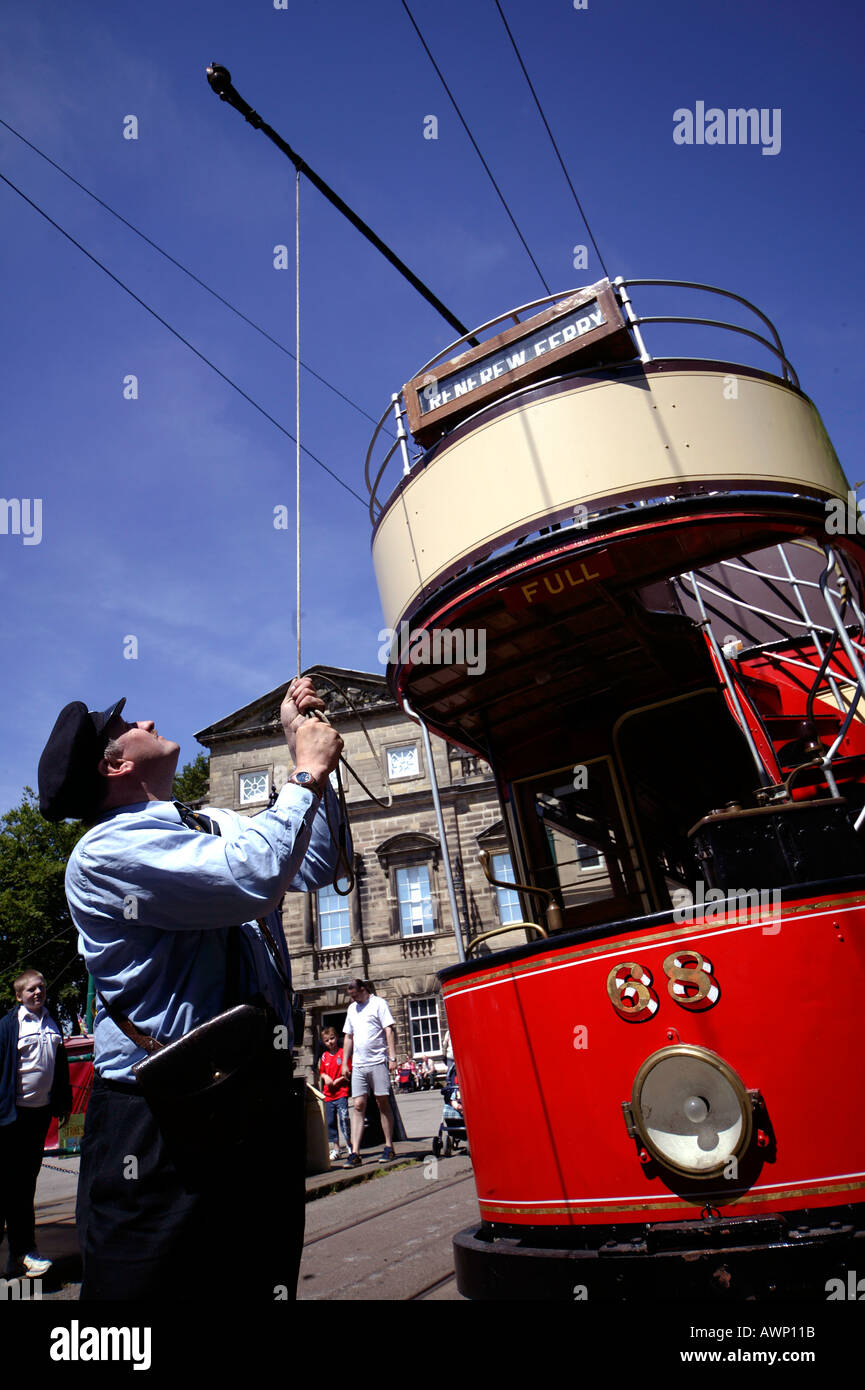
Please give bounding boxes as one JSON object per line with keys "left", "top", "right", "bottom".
{"left": 205, "top": 64, "right": 472, "bottom": 341}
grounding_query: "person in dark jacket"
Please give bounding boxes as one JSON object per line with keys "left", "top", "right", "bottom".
{"left": 0, "top": 970, "right": 72, "bottom": 1277}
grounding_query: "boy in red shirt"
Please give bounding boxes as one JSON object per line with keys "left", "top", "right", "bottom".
{"left": 318, "top": 1027, "right": 351, "bottom": 1160}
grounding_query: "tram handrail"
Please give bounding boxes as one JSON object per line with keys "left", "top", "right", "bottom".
{"left": 616, "top": 277, "right": 797, "bottom": 388}
{"left": 478, "top": 849, "right": 563, "bottom": 932}
{"left": 679, "top": 546, "right": 865, "bottom": 804}
{"left": 677, "top": 572, "right": 839, "bottom": 634}
{"left": 818, "top": 547, "right": 865, "bottom": 829}
{"left": 465, "top": 921, "right": 548, "bottom": 955}
{"left": 624, "top": 316, "right": 796, "bottom": 383}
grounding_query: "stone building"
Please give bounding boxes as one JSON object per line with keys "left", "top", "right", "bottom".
{"left": 195, "top": 665, "right": 531, "bottom": 1076}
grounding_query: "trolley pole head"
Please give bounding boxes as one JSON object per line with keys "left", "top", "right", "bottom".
{"left": 205, "top": 63, "right": 263, "bottom": 129}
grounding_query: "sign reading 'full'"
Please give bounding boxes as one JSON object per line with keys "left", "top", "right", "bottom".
{"left": 404, "top": 279, "right": 635, "bottom": 447}
{"left": 501, "top": 550, "right": 615, "bottom": 614}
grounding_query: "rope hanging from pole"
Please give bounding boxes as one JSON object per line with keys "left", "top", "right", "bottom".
{"left": 290, "top": 174, "right": 355, "bottom": 895}
{"left": 296, "top": 169, "right": 302, "bottom": 680}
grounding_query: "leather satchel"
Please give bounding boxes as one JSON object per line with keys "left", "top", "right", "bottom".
{"left": 102, "top": 923, "right": 301, "bottom": 1187}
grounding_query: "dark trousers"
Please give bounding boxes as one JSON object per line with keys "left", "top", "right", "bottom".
{"left": 77, "top": 1077, "right": 305, "bottom": 1302}
{"left": 0, "top": 1105, "right": 52, "bottom": 1257}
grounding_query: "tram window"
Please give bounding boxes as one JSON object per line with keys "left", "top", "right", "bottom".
{"left": 409, "top": 997, "right": 442, "bottom": 1057}
{"left": 491, "top": 853, "right": 522, "bottom": 924}
{"left": 545, "top": 824, "right": 613, "bottom": 909}
{"left": 513, "top": 760, "right": 640, "bottom": 929}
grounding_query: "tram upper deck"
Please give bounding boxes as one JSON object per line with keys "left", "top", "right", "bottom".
{"left": 366, "top": 277, "right": 860, "bottom": 774}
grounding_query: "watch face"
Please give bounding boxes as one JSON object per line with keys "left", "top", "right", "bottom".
{"left": 295, "top": 772, "right": 312, "bottom": 785}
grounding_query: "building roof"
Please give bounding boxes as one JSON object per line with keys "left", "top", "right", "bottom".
{"left": 194, "top": 665, "right": 395, "bottom": 746}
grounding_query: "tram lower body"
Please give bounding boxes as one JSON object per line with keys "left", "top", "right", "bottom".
{"left": 438, "top": 881, "right": 865, "bottom": 1300}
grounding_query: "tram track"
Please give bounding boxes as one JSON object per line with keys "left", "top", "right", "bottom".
{"left": 303, "top": 1168, "right": 476, "bottom": 1246}
{"left": 408, "top": 1270, "right": 459, "bottom": 1300}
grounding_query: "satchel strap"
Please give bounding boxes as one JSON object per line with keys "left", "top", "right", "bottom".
{"left": 256, "top": 917, "right": 291, "bottom": 994}
{"left": 100, "top": 803, "right": 294, "bottom": 1050}
{"left": 99, "top": 993, "right": 165, "bottom": 1055}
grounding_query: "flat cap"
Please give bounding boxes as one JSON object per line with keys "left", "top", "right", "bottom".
{"left": 38, "top": 699, "right": 126, "bottom": 822}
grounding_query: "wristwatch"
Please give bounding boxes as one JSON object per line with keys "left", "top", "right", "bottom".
{"left": 288, "top": 770, "right": 325, "bottom": 797}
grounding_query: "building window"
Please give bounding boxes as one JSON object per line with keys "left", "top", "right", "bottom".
{"left": 386, "top": 744, "right": 420, "bottom": 781}
{"left": 409, "top": 997, "right": 442, "bottom": 1056}
{"left": 239, "top": 769, "right": 269, "bottom": 806}
{"left": 396, "top": 864, "right": 434, "bottom": 935}
{"left": 317, "top": 882, "right": 350, "bottom": 948}
{"left": 491, "top": 852, "right": 522, "bottom": 924}
{"left": 576, "top": 840, "right": 604, "bottom": 870}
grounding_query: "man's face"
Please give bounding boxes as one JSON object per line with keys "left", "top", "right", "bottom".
{"left": 104, "top": 714, "right": 180, "bottom": 781}
{"left": 346, "top": 984, "right": 368, "bottom": 1006}
{"left": 17, "top": 978, "right": 45, "bottom": 1014}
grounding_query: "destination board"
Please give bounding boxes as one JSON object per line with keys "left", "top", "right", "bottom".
{"left": 404, "top": 279, "right": 636, "bottom": 447}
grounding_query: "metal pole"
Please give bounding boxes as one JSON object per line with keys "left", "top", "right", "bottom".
{"left": 392, "top": 394, "right": 412, "bottom": 477}
{"left": 818, "top": 548, "right": 865, "bottom": 828}
{"left": 685, "top": 572, "right": 774, "bottom": 787}
{"left": 776, "top": 545, "right": 847, "bottom": 715}
{"left": 402, "top": 697, "right": 466, "bottom": 961}
{"left": 613, "top": 277, "right": 652, "bottom": 363}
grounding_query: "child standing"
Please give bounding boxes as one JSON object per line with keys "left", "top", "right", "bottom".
{"left": 318, "top": 1026, "right": 351, "bottom": 1161}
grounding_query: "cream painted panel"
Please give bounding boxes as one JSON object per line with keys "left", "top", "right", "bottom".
{"left": 372, "top": 371, "right": 847, "bottom": 630}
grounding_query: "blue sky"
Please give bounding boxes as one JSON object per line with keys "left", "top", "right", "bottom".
{"left": 1, "top": 0, "right": 863, "bottom": 814}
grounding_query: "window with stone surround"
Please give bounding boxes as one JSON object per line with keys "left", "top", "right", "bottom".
{"left": 238, "top": 769, "right": 270, "bottom": 806}
{"left": 384, "top": 742, "right": 421, "bottom": 782}
{"left": 317, "top": 881, "right": 351, "bottom": 949}
{"left": 376, "top": 832, "right": 440, "bottom": 938}
{"left": 396, "top": 864, "right": 434, "bottom": 935}
{"left": 491, "top": 852, "right": 522, "bottom": 924}
{"left": 408, "top": 997, "right": 442, "bottom": 1056}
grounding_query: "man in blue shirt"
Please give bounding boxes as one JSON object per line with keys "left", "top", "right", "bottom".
{"left": 38, "top": 676, "right": 344, "bottom": 1301}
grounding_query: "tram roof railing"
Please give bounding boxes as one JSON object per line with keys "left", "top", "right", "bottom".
{"left": 365, "top": 277, "right": 800, "bottom": 524}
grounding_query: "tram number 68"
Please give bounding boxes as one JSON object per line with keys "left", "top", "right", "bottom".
{"left": 606, "top": 952, "right": 719, "bottom": 1020}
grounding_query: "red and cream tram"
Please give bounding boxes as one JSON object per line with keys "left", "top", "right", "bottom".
{"left": 365, "top": 277, "right": 865, "bottom": 1298}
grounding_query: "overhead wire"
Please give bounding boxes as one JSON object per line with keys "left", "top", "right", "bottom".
{"left": 399, "top": 0, "right": 552, "bottom": 295}
{"left": 0, "top": 168, "right": 367, "bottom": 507}
{"left": 8, "top": 922, "right": 77, "bottom": 973}
{"left": 0, "top": 115, "right": 389, "bottom": 435}
{"left": 491, "top": 0, "right": 610, "bottom": 280}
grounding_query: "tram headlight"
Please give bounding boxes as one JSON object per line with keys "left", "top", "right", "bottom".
{"left": 629, "top": 1045, "right": 752, "bottom": 1177}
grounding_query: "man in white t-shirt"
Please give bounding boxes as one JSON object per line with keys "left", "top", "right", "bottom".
{"left": 340, "top": 979, "right": 397, "bottom": 1167}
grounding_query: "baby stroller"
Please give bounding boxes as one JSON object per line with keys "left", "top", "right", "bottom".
{"left": 431, "top": 1063, "right": 468, "bottom": 1158}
